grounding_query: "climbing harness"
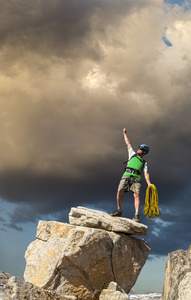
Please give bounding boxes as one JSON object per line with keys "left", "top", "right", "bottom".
{"left": 143, "top": 184, "right": 159, "bottom": 221}
{"left": 125, "top": 168, "right": 141, "bottom": 176}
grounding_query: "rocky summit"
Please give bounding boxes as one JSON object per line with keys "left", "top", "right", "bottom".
{"left": 0, "top": 270, "right": 74, "bottom": 300}
{"left": 69, "top": 206, "right": 148, "bottom": 236}
{"left": 161, "top": 244, "right": 191, "bottom": 300}
{"left": 24, "top": 207, "right": 150, "bottom": 300}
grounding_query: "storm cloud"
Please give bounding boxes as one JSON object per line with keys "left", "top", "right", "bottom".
{"left": 0, "top": 0, "right": 191, "bottom": 259}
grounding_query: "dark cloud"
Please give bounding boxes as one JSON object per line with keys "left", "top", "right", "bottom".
{"left": 0, "top": 0, "right": 146, "bottom": 68}
{"left": 0, "top": 215, "right": 5, "bottom": 223}
{"left": 146, "top": 210, "right": 191, "bottom": 257}
{"left": 0, "top": 0, "right": 191, "bottom": 262}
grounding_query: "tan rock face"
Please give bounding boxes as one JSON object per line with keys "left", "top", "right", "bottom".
{"left": 99, "top": 282, "right": 129, "bottom": 300}
{"left": 69, "top": 206, "right": 148, "bottom": 236}
{"left": 0, "top": 270, "right": 75, "bottom": 300}
{"left": 162, "top": 244, "right": 191, "bottom": 300}
{"left": 24, "top": 220, "right": 150, "bottom": 300}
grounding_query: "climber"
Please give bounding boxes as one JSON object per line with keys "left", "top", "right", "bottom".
{"left": 110, "top": 128, "right": 153, "bottom": 223}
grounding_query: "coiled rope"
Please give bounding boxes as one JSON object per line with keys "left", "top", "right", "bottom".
{"left": 143, "top": 184, "right": 159, "bottom": 221}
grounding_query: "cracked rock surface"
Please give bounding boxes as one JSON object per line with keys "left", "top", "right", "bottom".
{"left": 24, "top": 219, "right": 150, "bottom": 300}
{"left": 69, "top": 206, "right": 148, "bottom": 236}
{"left": 162, "top": 244, "right": 191, "bottom": 300}
{"left": 0, "top": 270, "right": 74, "bottom": 300}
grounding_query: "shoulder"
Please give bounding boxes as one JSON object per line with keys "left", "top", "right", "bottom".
{"left": 128, "top": 147, "right": 136, "bottom": 159}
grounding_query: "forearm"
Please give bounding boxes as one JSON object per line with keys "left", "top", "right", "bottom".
{"left": 123, "top": 128, "right": 132, "bottom": 150}
{"left": 144, "top": 171, "right": 152, "bottom": 185}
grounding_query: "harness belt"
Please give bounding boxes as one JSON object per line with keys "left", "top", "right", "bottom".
{"left": 121, "top": 176, "right": 141, "bottom": 184}
{"left": 125, "top": 168, "right": 141, "bottom": 176}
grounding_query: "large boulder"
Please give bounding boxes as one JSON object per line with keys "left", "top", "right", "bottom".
{"left": 24, "top": 219, "right": 150, "bottom": 300}
{"left": 69, "top": 207, "right": 148, "bottom": 236}
{"left": 162, "top": 244, "right": 191, "bottom": 300}
{"left": 0, "top": 270, "right": 75, "bottom": 300}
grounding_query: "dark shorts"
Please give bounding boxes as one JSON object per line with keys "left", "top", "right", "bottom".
{"left": 118, "top": 177, "right": 141, "bottom": 194}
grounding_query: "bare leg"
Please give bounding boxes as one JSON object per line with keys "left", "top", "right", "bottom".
{"left": 117, "top": 189, "right": 124, "bottom": 210}
{"left": 133, "top": 192, "right": 140, "bottom": 214}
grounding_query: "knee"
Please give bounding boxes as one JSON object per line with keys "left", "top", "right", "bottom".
{"left": 117, "top": 189, "right": 124, "bottom": 196}
{"left": 134, "top": 193, "right": 140, "bottom": 200}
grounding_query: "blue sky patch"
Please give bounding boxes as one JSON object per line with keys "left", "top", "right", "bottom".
{"left": 162, "top": 27, "right": 173, "bottom": 47}
{"left": 164, "top": 0, "right": 185, "bottom": 5}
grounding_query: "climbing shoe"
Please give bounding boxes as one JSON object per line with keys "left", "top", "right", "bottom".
{"left": 110, "top": 209, "right": 122, "bottom": 217}
{"left": 132, "top": 214, "right": 140, "bottom": 223}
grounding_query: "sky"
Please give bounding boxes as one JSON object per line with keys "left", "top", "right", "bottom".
{"left": 0, "top": 0, "right": 191, "bottom": 294}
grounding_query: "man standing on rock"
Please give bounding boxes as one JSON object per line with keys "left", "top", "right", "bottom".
{"left": 111, "top": 128, "right": 152, "bottom": 223}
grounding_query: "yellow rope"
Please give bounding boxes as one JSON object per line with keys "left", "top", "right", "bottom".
{"left": 143, "top": 184, "right": 159, "bottom": 221}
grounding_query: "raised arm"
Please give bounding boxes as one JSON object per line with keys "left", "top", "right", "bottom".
{"left": 123, "top": 128, "right": 132, "bottom": 150}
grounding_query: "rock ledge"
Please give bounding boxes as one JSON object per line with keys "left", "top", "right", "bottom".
{"left": 69, "top": 206, "right": 148, "bottom": 236}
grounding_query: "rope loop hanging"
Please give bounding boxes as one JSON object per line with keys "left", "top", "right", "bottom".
{"left": 143, "top": 184, "right": 159, "bottom": 221}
